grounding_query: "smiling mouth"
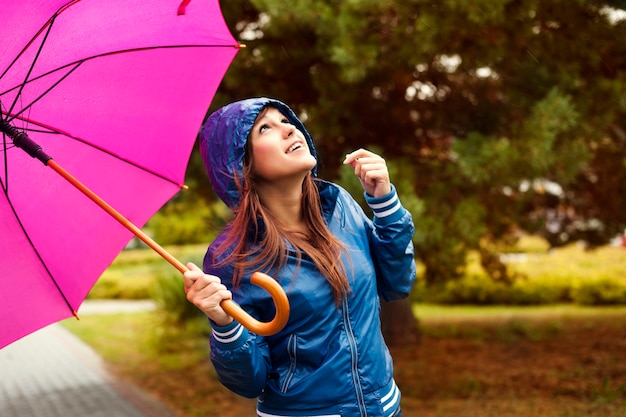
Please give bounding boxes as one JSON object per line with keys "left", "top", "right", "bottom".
{"left": 287, "top": 142, "right": 304, "bottom": 153}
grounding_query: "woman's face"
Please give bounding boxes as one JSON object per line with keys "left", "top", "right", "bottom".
{"left": 248, "top": 107, "right": 317, "bottom": 183}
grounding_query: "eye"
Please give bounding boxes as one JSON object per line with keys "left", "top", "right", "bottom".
{"left": 281, "top": 118, "right": 290, "bottom": 124}
{"left": 258, "top": 124, "right": 269, "bottom": 134}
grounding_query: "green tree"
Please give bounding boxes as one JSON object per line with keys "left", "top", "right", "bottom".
{"left": 186, "top": 0, "right": 626, "bottom": 343}
{"left": 215, "top": 0, "right": 626, "bottom": 268}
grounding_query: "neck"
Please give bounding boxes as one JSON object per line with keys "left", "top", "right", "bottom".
{"left": 255, "top": 178, "right": 306, "bottom": 230}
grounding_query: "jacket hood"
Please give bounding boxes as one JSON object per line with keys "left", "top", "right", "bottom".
{"left": 199, "top": 97, "right": 318, "bottom": 210}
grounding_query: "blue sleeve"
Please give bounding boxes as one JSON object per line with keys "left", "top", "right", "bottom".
{"left": 363, "top": 184, "right": 416, "bottom": 301}
{"left": 208, "top": 320, "right": 271, "bottom": 398}
{"left": 203, "top": 246, "right": 271, "bottom": 398}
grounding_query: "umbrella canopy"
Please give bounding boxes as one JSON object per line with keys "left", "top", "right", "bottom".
{"left": 0, "top": 0, "right": 289, "bottom": 350}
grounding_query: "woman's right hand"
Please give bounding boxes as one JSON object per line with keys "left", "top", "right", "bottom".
{"left": 183, "top": 262, "right": 234, "bottom": 326}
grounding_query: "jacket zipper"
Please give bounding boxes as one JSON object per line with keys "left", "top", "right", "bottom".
{"left": 281, "top": 334, "right": 297, "bottom": 393}
{"left": 342, "top": 298, "right": 367, "bottom": 417}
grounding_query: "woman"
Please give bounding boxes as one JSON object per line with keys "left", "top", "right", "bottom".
{"left": 184, "top": 97, "right": 416, "bottom": 417}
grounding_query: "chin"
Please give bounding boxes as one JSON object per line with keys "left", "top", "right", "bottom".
{"left": 303, "top": 155, "right": 317, "bottom": 168}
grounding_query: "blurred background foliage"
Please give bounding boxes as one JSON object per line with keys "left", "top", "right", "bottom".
{"left": 98, "top": 238, "right": 626, "bottom": 306}
{"left": 146, "top": 0, "right": 626, "bottom": 289}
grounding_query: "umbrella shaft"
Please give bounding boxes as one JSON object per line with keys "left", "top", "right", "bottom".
{"left": 0, "top": 122, "right": 180, "bottom": 272}
{"left": 46, "top": 161, "right": 289, "bottom": 335}
{"left": 46, "top": 159, "right": 188, "bottom": 274}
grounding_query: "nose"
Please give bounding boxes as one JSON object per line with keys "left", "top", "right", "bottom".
{"left": 282, "top": 123, "right": 295, "bottom": 138}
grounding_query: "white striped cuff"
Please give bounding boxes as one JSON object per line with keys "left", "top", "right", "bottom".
{"left": 212, "top": 322, "right": 244, "bottom": 344}
{"left": 365, "top": 185, "right": 402, "bottom": 221}
{"left": 381, "top": 380, "right": 401, "bottom": 416}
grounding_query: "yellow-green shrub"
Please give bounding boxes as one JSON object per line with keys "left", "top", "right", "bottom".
{"left": 571, "top": 275, "right": 626, "bottom": 305}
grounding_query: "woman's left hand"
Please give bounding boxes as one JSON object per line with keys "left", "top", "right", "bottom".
{"left": 343, "top": 149, "right": 391, "bottom": 198}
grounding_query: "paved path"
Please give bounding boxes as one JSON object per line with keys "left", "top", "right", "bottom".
{"left": 0, "top": 301, "right": 181, "bottom": 417}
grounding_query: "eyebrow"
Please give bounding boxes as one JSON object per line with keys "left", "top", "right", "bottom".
{"left": 254, "top": 109, "right": 286, "bottom": 127}
{"left": 253, "top": 108, "right": 273, "bottom": 123}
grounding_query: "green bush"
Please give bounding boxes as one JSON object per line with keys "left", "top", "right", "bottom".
{"left": 149, "top": 270, "right": 211, "bottom": 355}
{"left": 417, "top": 241, "right": 626, "bottom": 306}
{"left": 151, "top": 270, "right": 206, "bottom": 324}
{"left": 87, "top": 270, "right": 154, "bottom": 299}
{"left": 508, "top": 276, "right": 572, "bottom": 305}
{"left": 425, "top": 276, "right": 558, "bottom": 306}
{"left": 571, "top": 276, "right": 626, "bottom": 305}
{"left": 88, "top": 245, "right": 208, "bottom": 299}
{"left": 429, "top": 275, "right": 510, "bottom": 305}
{"left": 90, "top": 236, "right": 626, "bottom": 308}
{"left": 422, "top": 272, "right": 622, "bottom": 306}
{"left": 147, "top": 197, "right": 228, "bottom": 245}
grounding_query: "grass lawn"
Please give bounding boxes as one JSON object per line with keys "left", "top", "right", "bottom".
{"left": 66, "top": 240, "right": 626, "bottom": 416}
{"left": 63, "top": 304, "right": 626, "bottom": 417}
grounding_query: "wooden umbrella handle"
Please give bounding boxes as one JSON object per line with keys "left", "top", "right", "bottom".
{"left": 220, "top": 272, "right": 290, "bottom": 336}
{"left": 46, "top": 159, "right": 290, "bottom": 336}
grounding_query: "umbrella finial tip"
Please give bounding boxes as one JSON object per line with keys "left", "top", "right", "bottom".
{"left": 73, "top": 310, "right": 80, "bottom": 320}
{"left": 177, "top": 0, "right": 191, "bottom": 15}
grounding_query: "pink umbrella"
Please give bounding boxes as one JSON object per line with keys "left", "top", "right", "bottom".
{"left": 0, "top": 0, "right": 289, "bottom": 349}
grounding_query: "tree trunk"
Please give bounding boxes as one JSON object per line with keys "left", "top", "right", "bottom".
{"left": 380, "top": 299, "right": 420, "bottom": 348}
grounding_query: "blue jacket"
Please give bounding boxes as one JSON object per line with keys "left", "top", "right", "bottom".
{"left": 199, "top": 98, "right": 416, "bottom": 417}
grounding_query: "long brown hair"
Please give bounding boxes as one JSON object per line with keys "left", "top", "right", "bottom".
{"left": 213, "top": 150, "right": 351, "bottom": 305}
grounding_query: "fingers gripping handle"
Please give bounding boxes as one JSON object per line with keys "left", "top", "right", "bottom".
{"left": 220, "top": 272, "right": 290, "bottom": 336}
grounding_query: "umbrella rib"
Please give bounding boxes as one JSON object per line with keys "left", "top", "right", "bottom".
{"left": 2, "top": 187, "right": 78, "bottom": 318}
{"left": 1, "top": 43, "right": 240, "bottom": 95}
{"left": 0, "top": 0, "right": 202, "bottom": 80}
{"left": 47, "top": 158, "right": 290, "bottom": 337}
{"left": 7, "top": 63, "right": 81, "bottom": 123}
{"left": 1, "top": 131, "right": 7, "bottom": 194}
{"left": 1, "top": 101, "right": 7, "bottom": 192}
{"left": 1, "top": 43, "right": 239, "bottom": 190}
{"left": 5, "top": 8, "right": 59, "bottom": 119}
{"left": 4, "top": 113, "right": 187, "bottom": 189}
{"left": 0, "top": 0, "right": 79, "bottom": 81}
